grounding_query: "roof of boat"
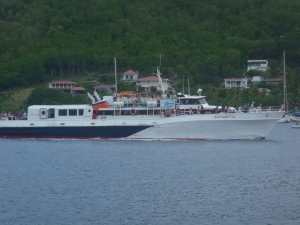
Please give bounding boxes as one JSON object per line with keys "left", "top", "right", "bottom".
{"left": 177, "top": 95, "right": 206, "bottom": 99}
{"left": 28, "top": 104, "right": 90, "bottom": 109}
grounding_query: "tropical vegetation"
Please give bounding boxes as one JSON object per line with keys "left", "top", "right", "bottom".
{"left": 0, "top": 0, "right": 300, "bottom": 110}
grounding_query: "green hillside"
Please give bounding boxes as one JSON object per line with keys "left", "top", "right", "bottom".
{"left": 0, "top": 0, "right": 300, "bottom": 108}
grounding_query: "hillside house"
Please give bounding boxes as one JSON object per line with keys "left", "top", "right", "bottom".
{"left": 224, "top": 78, "right": 248, "bottom": 89}
{"left": 49, "top": 80, "right": 76, "bottom": 90}
{"left": 49, "top": 80, "right": 85, "bottom": 94}
{"left": 136, "top": 76, "right": 171, "bottom": 92}
{"left": 120, "top": 70, "right": 138, "bottom": 82}
{"left": 94, "top": 84, "right": 115, "bottom": 94}
{"left": 71, "top": 87, "right": 86, "bottom": 95}
{"left": 251, "top": 76, "right": 264, "bottom": 85}
{"left": 247, "top": 60, "right": 269, "bottom": 72}
{"left": 265, "top": 78, "right": 283, "bottom": 85}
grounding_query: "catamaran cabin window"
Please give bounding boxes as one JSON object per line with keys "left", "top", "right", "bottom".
{"left": 69, "top": 109, "right": 77, "bottom": 116}
{"left": 79, "top": 109, "right": 84, "bottom": 116}
{"left": 58, "top": 109, "right": 67, "bottom": 116}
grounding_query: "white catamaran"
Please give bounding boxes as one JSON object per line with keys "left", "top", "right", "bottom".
{"left": 0, "top": 62, "right": 285, "bottom": 140}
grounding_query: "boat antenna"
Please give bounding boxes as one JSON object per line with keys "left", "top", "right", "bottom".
{"left": 183, "top": 75, "right": 184, "bottom": 94}
{"left": 159, "top": 54, "right": 161, "bottom": 72}
{"left": 155, "top": 54, "right": 165, "bottom": 93}
{"left": 114, "top": 57, "right": 118, "bottom": 94}
{"left": 188, "top": 76, "right": 190, "bottom": 96}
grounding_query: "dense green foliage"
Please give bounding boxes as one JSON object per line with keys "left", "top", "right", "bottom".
{"left": 26, "top": 87, "right": 89, "bottom": 105}
{"left": 0, "top": 0, "right": 300, "bottom": 108}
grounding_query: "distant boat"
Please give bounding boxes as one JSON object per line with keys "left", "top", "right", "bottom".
{"left": 291, "top": 120, "right": 300, "bottom": 128}
{"left": 290, "top": 112, "right": 300, "bottom": 128}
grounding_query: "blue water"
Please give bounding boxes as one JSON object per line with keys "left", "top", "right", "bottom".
{"left": 0, "top": 123, "right": 300, "bottom": 225}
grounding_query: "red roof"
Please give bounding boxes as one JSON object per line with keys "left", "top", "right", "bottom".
{"left": 137, "top": 76, "right": 168, "bottom": 81}
{"left": 94, "top": 85, "right": 114, "bottom": 89}
{"left": 72, "top": 87, "right": 85, "bottom": 91}
{"left": 265, "top": 78, "right": 283, "bottom": 81}
{"left": 224, "top": 78, "right": 246, "bottom": 80}
{"left": 122, "top": 70, "right": 138, "bottom": 75}
{"left": 50, "top": 80, "right": 76, "bottom": 84}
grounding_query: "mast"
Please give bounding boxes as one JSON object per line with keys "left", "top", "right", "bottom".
{"left": 188, "top": 76, "right": 190, "bottom": 96}
{"left": 156, "top": 55, "right": 165, "bottom": 93}
{"left": 183, "top": 75, "right": 184, "bottom": 94}
{"left": 283, "top": 50, "right": 288, "bottom": 113}
{"left": 114, "top": 57, "right": 117, "bottom": 94}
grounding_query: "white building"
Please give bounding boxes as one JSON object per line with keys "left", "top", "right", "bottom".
{"left": 136, "top": 76, "right": 171, "bottom": 92}
{"left": 120, "top": 70, "right": 138, "bottom": 82}
{"left": 224, "top": 78, "right": 248, "bottom": 89}
{"left": 247, "top": 60, "right": 269, "bottom": 72}
{"left": 251, "top": 76, "right": 264, "bottom": 85}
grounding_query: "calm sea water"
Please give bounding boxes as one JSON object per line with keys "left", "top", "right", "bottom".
{"left": 0, "top": 123, "right": 300, "bottom": 225}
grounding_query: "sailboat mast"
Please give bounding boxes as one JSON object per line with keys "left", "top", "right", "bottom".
{"left": 283, "top": 50, "right": 288, "bottom": 113}
{"left": 188, "top": 76, "right": 190, "bottom": 96}
{"left": 114, "top": 57, "right": 117, "bottom": 94}
{"left": 183, "top": 75, "right": 184, "bottom": 94}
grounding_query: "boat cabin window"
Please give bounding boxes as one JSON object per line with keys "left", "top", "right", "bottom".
{"left": 180, "top": 98, "right": 207, "bottom": 105}
{"left": 58, "top": 109, "right": 67, "bottom": 116}
{"left": 48, "top": 108, "right": 55, "bottom": 118}
{"left": 199, "top": 98, "right": 207, "bottom": 105}
{"left": 98, "top": 110, "right": 114, "bottom": 116}
{"left": 79, "top": 109, "right": 84, "bottom": 116}
{"left": 69, "top": 109, "right": 77, "bottom": 116}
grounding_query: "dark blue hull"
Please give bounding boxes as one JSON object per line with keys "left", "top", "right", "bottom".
{"left": 0, "top": 126, "right": 152, "bottom": 139}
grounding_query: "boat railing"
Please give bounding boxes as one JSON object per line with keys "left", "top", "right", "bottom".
{"left": 239, "top": 106, "right": 282, "bottom": 113}
{"left": 115, "top": 97, "right": 161, "bottom": 107}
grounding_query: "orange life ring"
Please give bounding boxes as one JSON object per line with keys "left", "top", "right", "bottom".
{"left": 130, "top": 108, "right": 136, "bottom": 115}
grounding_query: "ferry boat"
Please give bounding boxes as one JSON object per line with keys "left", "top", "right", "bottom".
{"left": 0, "top": 90, "right": 284, "bottom": 140}
{"left": 0, "top": 63, "right": 285, "bottom": 140}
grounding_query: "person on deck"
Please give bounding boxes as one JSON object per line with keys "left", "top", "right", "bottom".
{"left": 257, "top": 104, "right": 262, "bottom": 112}
{"left": 162, "top": 91, "right": 167, "bottom": 100}
{"left": 250, "top": 102, "right": 254, "bottom": 112}
{"left": 113, "top": 91, "right": 117, "bottom": 101}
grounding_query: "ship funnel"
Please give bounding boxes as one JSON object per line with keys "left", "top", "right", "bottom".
{"left": 87, "top": 92, "right": 95, "bottom": 104}
{"left": 94, "top": 91, "right": 101, "bottom": 102}
{"left": 197, "top": 89, "right": 202, "bottom": 96}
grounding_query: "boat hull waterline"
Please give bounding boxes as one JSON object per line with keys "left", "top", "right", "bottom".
{"left": 0, "top": 112, "right": 282, "bottom": 140}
